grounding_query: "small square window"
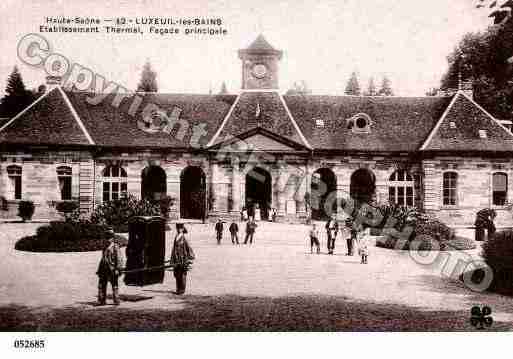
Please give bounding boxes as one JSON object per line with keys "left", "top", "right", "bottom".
{"left": 449, "top": 121, "right": 456, "bottom": 129}
{"left": 479, "top": 129, "right": 487, "bottom": 138}
{"left": 315, "top": 119, "right": 324, "bottom": 128}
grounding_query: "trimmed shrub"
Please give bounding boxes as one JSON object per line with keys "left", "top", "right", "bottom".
{"left": 482, "top": 230, "right": 513, "bottom": 295}
{"left": 376, "top": 235, "right": 475, "bottom": 251}
{"left": 55, "top": 201, "right": 81, "bottom": 222}
{"left": 90, "top": 194, "right": 161, "bottom": 231}
{"left": 17, "top": 201, "right": 35, "bottom": 222}
{"left": 158, "top": 196, "right": 175, "bottom": 218}
{"left": 15, "top": 221, "right": 127, "bottom": 252}
{"left": 414, "top": 213, "right": 455, "bottom": 242}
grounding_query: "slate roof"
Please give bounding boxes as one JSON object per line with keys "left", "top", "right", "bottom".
{"left": 238, "top": 35, "right": 283, "bottom": 58}
{"left": 284, "top": 95, "right": 452, "bottom": 152}
{"left": 0, "top": 87, "right": 92, "bottom": 146}
{"left": 2, "top": 86, "right": 513, "bottom": 154}
{"left": 66, "top": 91, "right": 236, "bottom": 148}
{"left": 210, "top": 91, "right": 311, "bottom": 148}
{"left": 420, "top": 92, "right": 513, "bottom": 151}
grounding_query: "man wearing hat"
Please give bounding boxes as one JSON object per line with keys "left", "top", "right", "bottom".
{"left": 96, "top": 228, "right": 123, "bottom": 305}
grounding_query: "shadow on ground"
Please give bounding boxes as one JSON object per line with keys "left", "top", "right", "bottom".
{"left": 1, "top": 294, "right": 511, "bottom": 331}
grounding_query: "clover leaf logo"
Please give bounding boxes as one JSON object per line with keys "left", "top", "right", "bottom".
{"left": 470, "top": 305, "right": 493, "bottom": 329}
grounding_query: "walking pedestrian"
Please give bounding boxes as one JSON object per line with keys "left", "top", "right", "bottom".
{"left": 229, "top": 221, "right": 239, "bottom": 244}
{"left": 96, "top": 229, "right": 123, "bottom": 306}
{"left": 215, "top": 218, "right": 224, "bottom": 245}
{"left": 344, "top": 217, "right": 356, "bottom": 256}
{"left": 171, "top": 224, "right": 195, "bottom": 295}
{"left": 309, "top": 223, "right": 321, "bottom": 254}
{"left": 244, "top": 219, "right": 258, "bottom": 244}
{"left": 325, "top": 214, "right": 339, "bottom": 254}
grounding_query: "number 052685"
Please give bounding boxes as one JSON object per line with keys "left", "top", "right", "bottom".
{"left": 13, "top": 339, "right": 45, "bottom": 349}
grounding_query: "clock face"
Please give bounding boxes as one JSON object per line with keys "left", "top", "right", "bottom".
{"left": 252, "top": 64, "right": 268, "bottom": 79}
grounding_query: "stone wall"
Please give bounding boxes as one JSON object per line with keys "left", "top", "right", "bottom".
{"left": 0, "top": 151, "right": 89, "bottom": 220}
{"left": 423, "top": 157, "right": 513, "bottom": 227}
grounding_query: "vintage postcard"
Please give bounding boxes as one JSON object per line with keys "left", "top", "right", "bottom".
{"left": 0, "top": 0, "right": 512, "bottom": 354}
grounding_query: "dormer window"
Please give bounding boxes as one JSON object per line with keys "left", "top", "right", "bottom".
{"left": 449, "top": 121, "right": 456, "bottom": 129}
{"left": 347, "top": 113, "right": 372, "bottom": 133}
{"left": 315, "top": 119, "right": 325, "bottom": 128}
{"left": 479, "top": 129, "right": 487, "bottom": 138}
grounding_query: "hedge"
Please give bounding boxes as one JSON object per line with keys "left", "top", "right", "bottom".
{"left": 15, "top": 221, "right": 128, "bottom": 252}
{"left": 482, "top": 230, "right": 513, "bottom": 295}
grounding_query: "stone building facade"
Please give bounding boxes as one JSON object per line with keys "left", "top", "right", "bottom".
{"left": 1, "top": 35, "right": 513, "bottom": 227}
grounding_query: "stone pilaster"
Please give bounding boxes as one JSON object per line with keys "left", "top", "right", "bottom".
{"left": 230, "top": 156, "right": 241, "bottom": 213}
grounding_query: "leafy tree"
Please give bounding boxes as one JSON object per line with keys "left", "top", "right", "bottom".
{"left": 344, "top": 72, "right": 361, "bottom": 96}
{"left": 476, "top": 0, "right": 513, "bottom": 24}
{"left": 0, "top": 66, "right": 34, "bottom": 118}
{"left": 440, "top": 19, "right": 513, "bottom": 119}
{"left": 219, "top": 81, "right": 229, "bottom": 95}
{"left": 378, "top": 76, "right": 394, "bottom": 96}
{"left": 136, "top": 60, "right": 158, "bottom": 93}
{"left": 364, "top": 77, "right": 377, "bottom": 96}
{"left": 425, "top": 87, "right": 439, "bottom": 96}
{"left": 286, "top": 80, "right": 312, "bottom": 95}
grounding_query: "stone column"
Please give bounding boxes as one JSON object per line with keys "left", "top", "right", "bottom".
{"left": 297, "top": 163, "right": 310, "bottom": 214}
{"left": 277, "top": 161, "right": 287, "bottom": 216}
{"left": 230, "top": 157, "right": 241, "bottom": 213}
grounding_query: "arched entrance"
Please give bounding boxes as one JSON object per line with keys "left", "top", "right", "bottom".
{"left": 180, "top": 166, "right": 206, "bottom": 220}
{"left": 245, "top": 167, "right": 272, "bottom": 220}
{"left": 350, "top": 168, "right": 376, "bottom": 203}
{"left": 141, "top": 166, "right": 167, "bottom": 201}
{"left": 311, "top": 168, "right": 337, "bottom": 220}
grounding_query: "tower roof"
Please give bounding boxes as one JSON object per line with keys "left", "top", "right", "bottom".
{"left": 239, "top": 34, "right": 283, "bottom": 59}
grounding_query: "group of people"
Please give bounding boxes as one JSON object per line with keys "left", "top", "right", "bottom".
{"left": 215, "top": 218, "right": 258, "bottom": 245}
{"left": 96, "top": 223, "right": 196, "bottom": 305}
{"left": 95, "top": 213, "right": 371, "bottom": 306}
{"left": 241, "top": 204, "right": 278, "bottom": 222}
{"left": 308, "top": 215, "right": 370, "bottom": 264}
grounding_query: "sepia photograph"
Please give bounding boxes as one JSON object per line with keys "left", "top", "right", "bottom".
{"left": 1, "top": 0, "right": 513, "bottom": 354}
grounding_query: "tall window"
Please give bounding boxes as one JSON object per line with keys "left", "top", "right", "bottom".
{"left": 443, "top": 172, "right": 458, "bottom": 206}
{"left": 7, "top": 165, "right": 22, "bottom": 200}
{"left": 492, "top": 172, "right": 508, "bottom": 206}
{"left": 388, "top": 170, "right": 414, "bottom": 206}
{"left": 57, "top": 166, "right": 72, "bottom": 200}
{"left": 102, "top": 165, "right": 127, "bottom": 202}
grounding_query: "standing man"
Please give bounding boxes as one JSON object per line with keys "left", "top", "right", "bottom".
{"left": 229, "top": 221, "right": 239, "bottom": 244}
{"left": 215, "top": 218, "right": 224, "bottom": 245}
{"left": 96, "top": 229, "right": 123, "bottom": 306}
{"left": 325, "top": 214, "right": 339, "bottom": 255}
{"left": 244, "top": 219, "right": 258, "bottom": 244}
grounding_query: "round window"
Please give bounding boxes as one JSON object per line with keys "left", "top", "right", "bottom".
{"left": 356, "top": 116, "right": 368, "bottom": 129}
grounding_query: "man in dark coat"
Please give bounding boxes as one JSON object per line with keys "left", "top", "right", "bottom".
{"left": 244, "top": 219, "right": 258, "bottom": 244}
{"left": 229, "top": 222, "right": 239, "bottom": 244}
{"left": 215, "top": 218, "right": 224, "bottom": 245}
{"left": 325, "top": 215, "right": 339, "bottom": 255}
{"left": 96, "top": 230, "right": 123, "bottom": 305}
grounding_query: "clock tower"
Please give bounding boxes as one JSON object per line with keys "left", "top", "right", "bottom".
{"left": 238, "top": 35, "right": 283, "bottom": 90}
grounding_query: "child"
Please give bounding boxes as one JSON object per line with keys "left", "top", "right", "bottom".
{"left": 357, "top": 225, "right": 371, "bottom": 264}
{"left": 309, "top": 223, "right": 321, "bottom": 254}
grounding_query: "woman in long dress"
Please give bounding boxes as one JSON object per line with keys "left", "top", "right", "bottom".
{"left": 171, "top": 224, "right": 195, "bottom": 295}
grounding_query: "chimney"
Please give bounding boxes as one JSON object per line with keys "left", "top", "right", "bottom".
{"left": 45, "top": 75, "right": 62, "bottom": 90}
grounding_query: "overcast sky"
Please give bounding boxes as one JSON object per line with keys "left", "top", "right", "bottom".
{"left": 0, "top": 0, "right": 494, "bottom": 96}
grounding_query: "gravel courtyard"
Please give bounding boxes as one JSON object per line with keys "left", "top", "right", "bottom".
{"left": 0, "top": 221, "right": 512, "bottom": 331}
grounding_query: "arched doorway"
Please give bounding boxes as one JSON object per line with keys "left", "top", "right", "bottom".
{"left": 311, "top": 168, "right": 337, "bottom": 220}
{"left": 245, "top": 167, "right": 272, "bottom": 220}
{"left": 141, "top": 166, "right": 167, "bottom": 201}
{"left": 350, "top": 168, "right": 376, "bottom": 204}
{"left": 180, "top": 166, "right": 206, "bottom": 220}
